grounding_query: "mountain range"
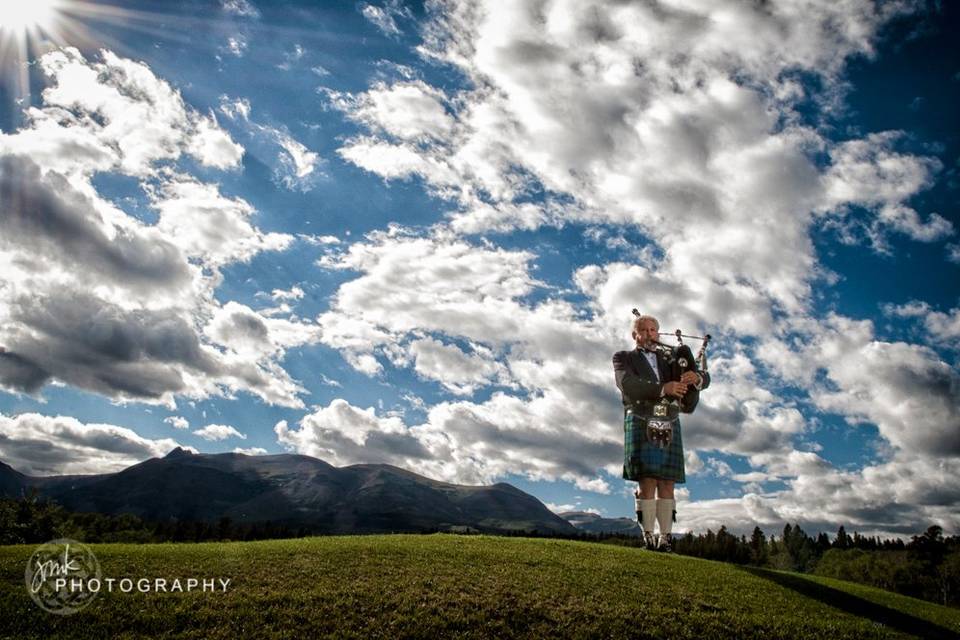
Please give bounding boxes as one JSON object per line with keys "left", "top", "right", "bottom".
{"left": 0, "top": 448, "right": 577, "bottom": 535}
{"left": 560, "top": 511, "right": 643, "bottom": 536}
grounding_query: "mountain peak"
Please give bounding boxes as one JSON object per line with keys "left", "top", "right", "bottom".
{"left": 164, "top": 447, "right": 194, "bottom": 459}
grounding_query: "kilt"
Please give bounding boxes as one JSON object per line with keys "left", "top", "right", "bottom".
{"left": 622, "top": 409, "right": 686, "bottom": 483}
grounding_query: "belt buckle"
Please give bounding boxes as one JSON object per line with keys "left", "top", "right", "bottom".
{"left": 653, "top": 402, "right": 668, "bottom": 418}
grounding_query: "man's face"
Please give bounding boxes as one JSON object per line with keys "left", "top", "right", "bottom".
{"left": 633, "top": 319, "right": 659, "bottom": 350}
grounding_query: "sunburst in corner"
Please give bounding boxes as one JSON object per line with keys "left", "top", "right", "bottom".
{"left": 0, "top": 0, "right": 66, "bottom": 32}
{"left": 0, "top": 0, "right": 232, "bottom": 129}
{"left": 0, "top": 0, "right": 70, "bottom": 122}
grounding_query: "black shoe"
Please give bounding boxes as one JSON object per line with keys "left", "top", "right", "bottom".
{"left": 643, "top": 532, "right": 656, "bottom": 550}
{"left": 658, "top": 536, "right": 673, "bottom": 553}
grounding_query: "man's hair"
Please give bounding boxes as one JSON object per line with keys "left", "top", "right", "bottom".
{"left": 632, "top": 314, "right": 659, "bottom": 332}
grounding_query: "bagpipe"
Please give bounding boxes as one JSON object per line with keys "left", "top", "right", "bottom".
{"left": 632, "top": 309, "right": 711, "bottom": 413}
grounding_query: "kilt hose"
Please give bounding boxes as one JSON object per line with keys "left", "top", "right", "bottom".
{"left": 622, "top": 409, "right": 686, "bottom": 483}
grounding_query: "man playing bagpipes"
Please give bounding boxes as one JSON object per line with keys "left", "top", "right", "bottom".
{"left": 612, "top": 311, "right": 710, "bottom": 551}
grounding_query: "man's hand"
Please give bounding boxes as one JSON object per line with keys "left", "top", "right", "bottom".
{"left": 663, "top": 381, "right": 688, "bottom": 398}
{"left": 680, "top": 371, "right": 700, "bottom": 385}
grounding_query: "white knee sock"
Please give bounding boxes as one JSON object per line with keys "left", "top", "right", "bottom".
{"left": 638, "top": 498, "right": 656, "bottom": 533}
{"left": 656, "top": 498, "right": 675, "bottom": 537}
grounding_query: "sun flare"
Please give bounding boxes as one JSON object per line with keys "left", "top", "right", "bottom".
{"left": 0, "top": 0, "right": 63, "bottom": 33}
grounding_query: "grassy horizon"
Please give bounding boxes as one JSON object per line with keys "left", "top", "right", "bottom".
{"left": 1, "top": 534, "right": 958, "bottom": 639}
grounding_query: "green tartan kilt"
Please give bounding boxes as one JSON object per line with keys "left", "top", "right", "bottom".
{"left": 622, "top": 410, "right": 686, "bottom": 483}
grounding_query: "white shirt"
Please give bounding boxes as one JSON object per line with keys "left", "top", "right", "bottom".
{"left": 642, "top": 349, "right": 660, "bottom": 383}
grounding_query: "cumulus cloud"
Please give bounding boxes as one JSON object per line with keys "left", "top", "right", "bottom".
{"left": 680, "top": 452, "right": 960, "bottom": 537}
{"left": 884, "top": 301, "right": 960, "bottom": 345}
{"left": 760, "top": 314, "right": 960, "bottom": 457}
{"left": 0, "top": 156, "right": 191, "bottom": 295}
{"left": 205, "top": 301, "right": 319, "bottom": 359}
{"left": 153, "top": 178, "right": 292, "bottom": 267}
{"left": 28, "top": 48, "right": 244, "bottom": 176}
{"left": 333, "top": 0, "right": 942, "bottom": 323}
{"left": 819, "top": 132, "right": 951, "bottom": 249}
{"left": 275, "top": 400, "right": 429, "bottom": 466}
{"left": 408, "top": 337, "right": 505, "bottom": 395}
{"left": 233, "top": 446, "right": 267, "bottom": 455}
{"left": 188, "top": 112, "right": 245, "bottom": 168}
{"left": 0, "top": 412, "right": 187, "bottom": 475}
{"left": 164, "top": 416, "right": 190, "bottom": 430}
{"left": 330, "top": 81, "right": 455, "bottom": 141}
{"left": 194, "top": 424, "right": 247, "bottom": 441}
{"left": 275, "top": 394, "right": 619, "bottom": 493}
{"left": 0, "top": 48, "right": 312, "bottom": 408}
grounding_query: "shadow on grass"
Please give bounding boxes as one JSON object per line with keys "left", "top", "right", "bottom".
{"left": 737, "top": 566, "right": 959, "bottom": 640}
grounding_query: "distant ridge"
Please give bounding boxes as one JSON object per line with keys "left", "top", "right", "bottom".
{"left": 561, "top": 511, "right": 643, "bottom": 536}
{"left": 0, "top": 451, "right": 576, "bottom": 535}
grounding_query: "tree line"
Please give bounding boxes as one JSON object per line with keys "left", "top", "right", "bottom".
{"left": 0, "top": 491, "right": 323, "bottom": 545}
{"left": 2, "top": 491, "right": 957, "bottom": 607}
{"left": 668, "top": 523, "right": 960, "bottom": 607}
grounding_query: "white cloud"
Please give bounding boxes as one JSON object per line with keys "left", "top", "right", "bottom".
{"left": 361, "top": 2, "right": 411, "bottom": 37}
{"left": 187, "top": 111, "right": 245, "bottom": 169}
{"left": 277, "top": 44, "right": 306, "bottom": 71}
{"left": 0, "top": 49, "right": 312, "bottom": 409}
{"left": 679, "top": 452, "right": 960, "bottom": 537}
{"left": 334, "top": 0, "right": 939, "bottom": 325}
{"left": 275, "top": 400, "right": 428, "bottom": 466}
{"left": 884, "top": 301, "right": 960, "bottom": 344}
{"left": 164, "top": 416, "right": 190, "bottom": 430}
{"left": 194, "top": 424, "right": 247, "bottom": 441}
{"left": 0, "top": 412, "right": 187, "bottom": 475}
{"left": 219, "top": 96, "right": 251, "bottom": 121}
{"left": 546, "top": 502, "right": 601, "bottom": 515}
{"left": 332, "top": 81, "right": 455, "bottom": 141}
{"left": 223, "top": 35, "right": 248, "bottom": 57}
{"left": 760, "top": 314, "right": 960, "bottom": 457}
{"left": 233, "top": 446, "right": 268, "bottom": 455}
{"left": 270, "top": 286, "right": 304, "bottom": 302}
{"left": 216, "top": 98, "right": 322, "bottom": 191}
{"left": 819, "top": 132, "right": 951, "bottom": 248}
{"left": 408, "top": 337, "right": 505, "bottom": 395}
{"left": 33, "top": 48, "right": 243, "bottom": 177}
{"left": 221, "top": 0, "right": 259, "bottom": 18}
{"left": 205, "top": 301, "right": 319, "bottom": 359}
{"left": 275, "top": 132, "right": 321, "bottom": 190}
{"left": 154, "top": 179, "right": 293, "bottom": 267}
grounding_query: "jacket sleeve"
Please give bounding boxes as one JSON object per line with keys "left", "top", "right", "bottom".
{"left": 613, "top": 351, "right": 662, "bottom": 403}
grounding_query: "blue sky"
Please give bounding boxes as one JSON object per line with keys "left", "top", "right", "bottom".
{"left": 0, "top": 0, "right": 957, "bottom": 537}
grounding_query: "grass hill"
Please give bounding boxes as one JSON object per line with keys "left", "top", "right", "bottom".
{"left": 2, "top": 534, "right": 958, "bottom": 639}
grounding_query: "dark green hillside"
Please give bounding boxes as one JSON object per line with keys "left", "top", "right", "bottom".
{"left": 1, "top": 534, "right": 958, "bottom": 639}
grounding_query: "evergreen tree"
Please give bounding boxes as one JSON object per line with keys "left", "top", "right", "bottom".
{"left": 835, "top": 525, "right": 850, "bottom": 549}
{"left": 749, "top": 526, "right": 768, "bottom": 565}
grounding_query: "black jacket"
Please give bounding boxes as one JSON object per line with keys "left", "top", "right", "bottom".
{"left": 612, "top": 346, "right": 705, "bottom": 415}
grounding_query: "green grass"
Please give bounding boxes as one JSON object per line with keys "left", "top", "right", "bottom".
{"left": 1, "top": 534, "right": 958, "bottom": 639}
